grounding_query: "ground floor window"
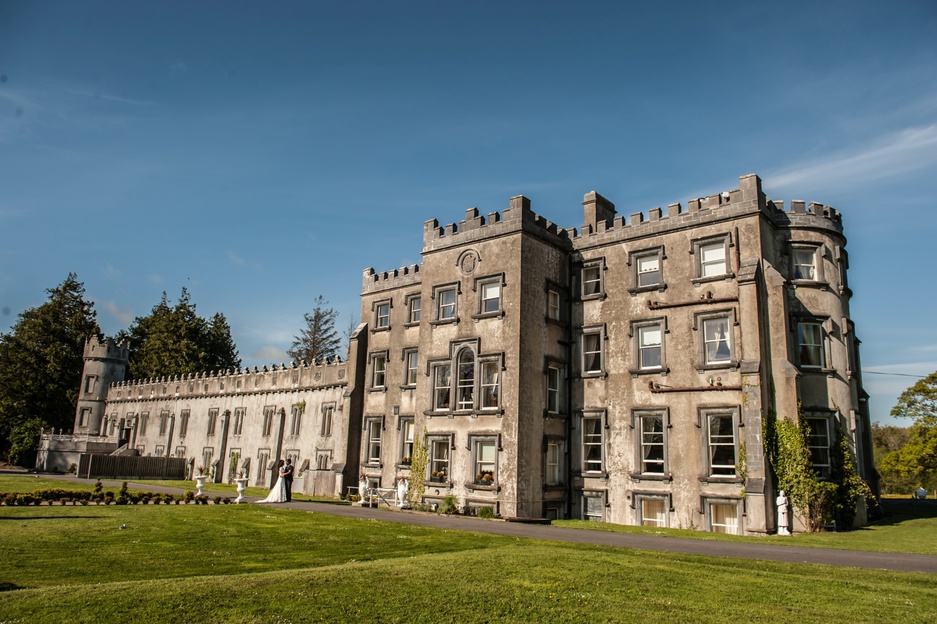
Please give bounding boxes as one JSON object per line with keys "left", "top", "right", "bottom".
{"left": 637, "top": 496, "right": 668, "bottom": 527}
{"left": 582, "top": 492, "right": 606, "bottom": 522}
{"left": 708, "top": 500, "right": 741, "bottom": 534}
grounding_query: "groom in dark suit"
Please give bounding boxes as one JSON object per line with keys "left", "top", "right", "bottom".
{"left": 282, "top": 458, "right": 294, "bottom": 502}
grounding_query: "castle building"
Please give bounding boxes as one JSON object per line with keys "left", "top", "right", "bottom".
{"left": 49, "top": 173, "right": 874, "bottom": 534}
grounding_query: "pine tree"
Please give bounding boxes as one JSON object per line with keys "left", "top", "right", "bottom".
{"left": 0, "top": 274, "right": 100, "bottom": 464}
{"left": 288, "top": 295, "right": 341, "bottom": 363}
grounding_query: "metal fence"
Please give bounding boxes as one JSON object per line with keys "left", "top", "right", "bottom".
{"left": 78, "top": 454, "right": 187, "bottom": 480}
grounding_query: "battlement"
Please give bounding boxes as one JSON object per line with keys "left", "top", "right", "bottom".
{"left": 108, "top": 357, "right": 348, "bottom": 401}
{"left": 362, "top": 263, "right": 422, "bottom": 295}
{"left": 84, "top": 335, "right": 130, "bottom": 362}
{"left": 422, "top": 195, "right": 572, "bottom": 252}
{"left": 573, "top": 174, "right": 842, "bottom": 246}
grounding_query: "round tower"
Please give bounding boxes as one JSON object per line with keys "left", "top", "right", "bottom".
{"left": 73, "top": 336, "right": 129, "bottom": 436}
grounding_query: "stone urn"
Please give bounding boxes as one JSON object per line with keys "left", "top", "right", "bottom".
{"left": 234, "top": 478, "right": 249, "bottom": 504}
{"left": 194, "top": 475, "right": 207, "bottom": 498}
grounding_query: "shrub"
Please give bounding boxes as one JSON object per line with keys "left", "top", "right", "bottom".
{"left": 439, "top": 495, "right": 458, "bottom": 515}
{"left": 213, "top": 496, "right": 222, "bottom": 505}
{"left": 477, "top": 506, "right": 495, "bottom": 519}
{"left": 93, "top": 480, "right": 103, "bottom": 495}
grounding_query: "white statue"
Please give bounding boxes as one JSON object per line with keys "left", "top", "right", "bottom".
{"left": 358, "top": 476, "right": 368, "bottom": 503}
{"left": 777, "top": 490, "right": 791, "bottom": 536}
{"left": 396, "top": 477, "right": 409, "bottom": 508}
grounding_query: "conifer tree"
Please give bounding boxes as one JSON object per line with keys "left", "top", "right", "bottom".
{"left": 288, "top": 295, "right": 341, "bottom": 363}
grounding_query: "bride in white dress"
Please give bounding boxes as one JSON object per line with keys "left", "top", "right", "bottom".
{"left": 255, "top": 460, "right": 287, "bottom": 503}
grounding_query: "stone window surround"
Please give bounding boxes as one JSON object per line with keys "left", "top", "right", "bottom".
{"left": 697, "top": 405, "right": 742, "bottom": 484}
{"left": 632, "top": 492, "right": 673, "bottom": 528}
{"left": 544, "top": 357, "right": 567, "bottom": 417}
{"left": 581, "top": 489, "right": 608, "bottom": 522}
{"left": 792, "top": 316, "right": 834, "bottom": 373}
{"left": 630, "top": 408, "right": 672, "bottom": 482}
{"left": 627, "top": 245, "right": 667, "bottom": 294}
{"left": 320, "top": 402, "right": 335, "bottom": 437}
{"left": 578, "top": 257, "right": 607, "bottom": 301}
{"left": 690, "top": 232, "right": 735, "bottom": 283}
{"left": 468, "top": 434, "right": 500, "bottom": 490}
{"left": 472, "top": 272, "right": 506, "bottom": 320}
{"left": 401, "top": 348, "right": 419, "bottom": 389}
{"left": 404, "top": 291, "right": 421, "bottom": 327}
{"left": 363, "top": 415, "right": 384, "bottom": 467}
{"left": 693, "top": 308, "right": 739, "bottom": 372}
{"left": 790, "top": 241, "right": 827, "bottom": 286}
{"left": 544, "top": 280, "right": 566, "bottom": 323}
{"left": 544, "top": 435, "right": 566, "bottom": 487}
{"left": 398, "top": 415, "right": 415, "bottom": 467}
{"left": 430, "top": 282, "right": 461, "bottom": 325}
{"left": 425, "top": 340, "right": 504, "bottom": 416}
{"left": 233, "top": 407, "right": 246, "bottom": 436}
{"left": 803, "top": 409, "right": 836, "bottom": 478}
{"left": 629, "top": 317, "right": 669, "bottom": 376}
{"left": 426, "top": 433, "right": 455, "bottom": 486}
{"left": 368, "top": 350, "right": 389, "bottom": 392}
{"left": 575, "top": 409, "right": 608, "bottom": 476}
{"left": 371, "top": 298, "right": 392, "bottom": 332}
{"left": 702, "top": 496, "right": 744, "bottom": 535}
{"left": 578, "top": 324, "right": 607, "bottom": 378}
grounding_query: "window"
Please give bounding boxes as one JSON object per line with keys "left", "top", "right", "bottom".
{"left": 582, "top": 415, "right": 604, "bottom": 473}
{"left": 706, "top": 411, "right": 737, "bottom": 477}
{"left": 407, "top": 295, "right": 421, "bottom": 324}
{"left": 155, "top": 445, "right": 165, "bottom": 457}
{"left": 429, "top": 438, "right": 450, "bottom": 482}
{"left": 698, "top": 240, "right": 728, "bottom": 278}
{"left": 179, "top": 410, "right": 190, "bottom": 437}
{"left": 797, "top": 322, "right": 825, "bottom": 369}
{"left": 375, "top": 301, "right": 390, "bottom": 329}
{"left": 262, "top": 406, "right": 275, "bottom": 437}
{"left": 320, "top": 404, "right": 333, "bottom": 437}
{"left": 207, "top": 408, "right": 219, "bottom": 436}
{"left": 436, "top": 287, "right": 457, "bottom": 321}
{"left": 159, "top": 411, "right": 169, "bottom": 436}
{"left": 545, "top": 439, "right": 564, "bottom": 486}
{"left": 638, "top": 323, "right": 663, "bottom": 370}
{"left": 400, "top": 417, "right": 414, "bottom": 464}
{"left": 78, "top": 408, "right": 91, "bottom": 427}
{"left": 366, "top": 419, "right": 382, "bottom": 465}
{"left": 84, "top": 375, "right": 97, "bottom": 394}
{"left": 702, "top": 316, "right": 732, "bottom": 366}
{"left": 233, "top": 408, "right": 245, "bottom": 436}
{"left": 708, "top": 501, "right": 740, "bottom": 534}
{"left": 316, "top": 450, "right": 331, "bottom": 471}
{"left": 582, "top": 330, "right": 603, "bottom": 374}
{"left": 404, "top": 349, "right": 419, "bottom": 386}
{"left": 256, "top": 449, "right": 270, "bottom": 486}
{"left": 473, "top": 438, "right": 497, "bottom": 485}
{"left": 202, "top": 448, "right": 214, "bottom": 474}
{"left": 547, "top": 289, "right": 561, "bottom": 321}
{"left": 371, "top": 352, "right": 387, "bottom": 389}
{"left": 639, "top": 412, "right": 665, "bottom": 475}
{"left": 480, "top": 361, "right": 499, "bottom": 409}
{"left": 630, "top": 247, "right": 665, "bottom": 291}
{"left": 582, "top": 492, "right": 605, "bottom": 522}
{"left": 432, "top": 363, "right": 451, "bottom": 410}
{"left": 546, "top": 365, "right": 563, "bottom": 414}
{"left": 792, "top": 248, "right": 817, "bottom": 280}
{"left": 806, "top": 417, "right": 832, "bottom": 477}
{"left": 456, "top": 349, "right": 475, "bottom": 410}
{"left": 139, "top": 412, "right": 149, "bottom": 436}
{"left": 289, "top": 405, "right": 302, "bottom": 436}
{"left": 479, "top": 279, "right": 501, "bottom": 314}
{"left": 637, "top": 496, "right": 668, "bottom": 527}
{"left": 174, "top": 446, "right": 185, "bottom": 458}
{"left": 581, "top": 262, "right": 603, "bottom": 297}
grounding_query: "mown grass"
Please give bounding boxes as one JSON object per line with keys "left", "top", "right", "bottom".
{"left": 0, "top": 504, "right": 934, "bottom": 623}
{"left": 553, "top": 499, "right": 937, "bottom": 555}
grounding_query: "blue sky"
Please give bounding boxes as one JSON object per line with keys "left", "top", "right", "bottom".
{"left": 1, "top": 1, "right": 935, "bottom": 426}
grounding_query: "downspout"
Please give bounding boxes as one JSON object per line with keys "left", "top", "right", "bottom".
{"left": 272, "top": 407, "right": 286, "bottom": 488}
{"left": 565, "top": 251, "right": 574, "bottom": 520}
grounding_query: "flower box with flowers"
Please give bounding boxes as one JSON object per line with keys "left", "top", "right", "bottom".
{"left": 429, "top": 470, "right": 448, "bottom": 483}
{"left": 474, "top": 471, "right": 494, "bottom": 486}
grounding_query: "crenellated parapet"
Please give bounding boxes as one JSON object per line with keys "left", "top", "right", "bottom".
{"left": 422, "top": 195, "right": 573, "bottom": 254}
{"left": 572, "top": 174, "right": 843, "bottom": 248}
{"left": 107, "top": 357, "right": 349, "bottom": 402}
{"left": 84, "top": 335, "right": 130, "bottom": 363}
{"left": 362, "top": 263, "right": 422, "bottom": 295}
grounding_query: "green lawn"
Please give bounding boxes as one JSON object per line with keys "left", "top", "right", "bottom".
{"left": 0, "top": 504, "right": 935, "bottom": 623}
{"left": 553, "top": 499, "right": 937, "bottom": 555}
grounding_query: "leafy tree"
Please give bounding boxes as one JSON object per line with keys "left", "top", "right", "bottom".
{"left": 119, "top": 288, "right": 240, "bottom": 380}
{"left": 884, "top": 374, "right": 937, "bottom": 494}
{"left": 891, "top": 372, "right": 937, "bottom": 427}
{"left": 0, "top": 274, "right": 100, "bottom": 464}
{"left": 871, "top": 423, "right": 913, "bottom": 494}
{"left": 288, "top": 295, "right": 341, "bottom": 363}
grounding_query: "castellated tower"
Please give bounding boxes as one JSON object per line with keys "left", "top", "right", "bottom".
{"left": 73, "top": 336, "right": 129, "bottom": 435}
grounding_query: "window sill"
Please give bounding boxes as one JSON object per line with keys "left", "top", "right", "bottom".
{"left": 426, "top": 480, "right": 451, "bottom": 488}
{"left": 424, "top": 409, "right": 504, "bottom": 418}
{"left": 791, "top": 280, "right": 829, "bottom": 290}
{"left": 467, "top": 482, "right": 497, "bottom": 491}
{"left": 797, "top": 366, "right": 835, "bottom": 376}
{"left": 399, "top": 384, "right": 416, "bottom": 391}
{"left": 579, "top": 293, "right": 607, "bottom": 302}
{"left": 403, "top": 321, "right": 420, "bottom": 328}
{"left": 630, "top": 473, "right": 672, "bottom": 482}
{"left": 430, "top": 318, "right": 459, "bottom": 326}
{"left": 370, "top": 326, "right": 391, "bottom": 334}
{"left": 368, "top": 387, "right": 387, "bottom": 394}
{"left": 471, "top": 310, "right": 505, "bottom": 321}
{"left": 545, "top": 316, "right": 566, "bottom": 327}
{"left": 696, "top": 361, "right": 737, "bottom": 373}
{"left": 698, "top": 476, "right": 743, "bottom": 485}
{"left": 628, "top": 284, "right": 667, "bottom": 296}
{"left": 578, "top": 371, "right": 608, "bottom": 380}
{"left": 629, "top": 367, "right": 669, "bottom": 377}
{"left": 543, "top": 410, "right": 566, "bottom": 419}
{"left": 691, "top": 273, "right": 735, "bottom": 285}
{"left": 395, "top": 463, "right": 412, "bottom": 470}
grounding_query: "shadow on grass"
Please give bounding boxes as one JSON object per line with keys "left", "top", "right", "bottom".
{"left": 0, "top": 581, "right": 23, "bottom": 592}
{"left": 0, "top": 515, "right": 108, "bottom": 521}
{"left": 869, "top": 499, "right": 937, "bottom": 527}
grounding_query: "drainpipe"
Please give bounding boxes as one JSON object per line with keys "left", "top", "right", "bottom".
{"left": 216, "top": 410, "right": 231, "bottom": 484}
{"left": 565, "top": 251, "right": 574, "bottom": 520}
{"left": 271, "top": 407, "right": 286, "bottom": 488}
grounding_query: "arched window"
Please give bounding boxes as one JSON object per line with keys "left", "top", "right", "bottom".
{"left": 457, "top": 348, "right": 475, "bottom": 410}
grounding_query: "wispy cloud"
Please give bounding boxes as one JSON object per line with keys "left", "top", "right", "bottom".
{"left": 227, "top": 251, "right": 261, "bottom": 269}
{"left": 148, "top": 273, "right": 164, "bottom": 284}
{"left": 102, "top": 264, "right": 121, "bottom": 280}
{"left": 769, "top": 124, "right": 937, "bottom": 191}
{"left": 103, "top": 300, "right": 134, "bottom": 324}
{"left": 252, "top": 346, "right": 288, "bottom": 364}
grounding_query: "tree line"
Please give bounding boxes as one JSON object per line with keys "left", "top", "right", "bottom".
{"left": 874, "top": 373, "right": 937, "bottom": 495}
{"left": 0, "top": 274, "right": 344, "bottom": 467}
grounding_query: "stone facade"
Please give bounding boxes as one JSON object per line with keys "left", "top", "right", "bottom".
{"left": 52, "top": 173, "right": 873, "bottom": 534}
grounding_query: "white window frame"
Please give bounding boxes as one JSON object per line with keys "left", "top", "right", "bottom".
{"left": 545, "top": 438, "right": 565, "bottom": 486}
{"left": 581, "top": 261, "right": 604, "bottom": 298}
{"left": 581, "top": 328, "right": 604, "bottom": 375}
{"left": 581, "top": 412, "right": 605, "bottom": 474}
{"left": 431, "top": 362, "right": 452, "bottom": 411}
{"left": 635, "top": 409, "right": 667, "bottom": 476}
{"left": 631, "top": 319, "right": 666, "bottom": 373}
{"left": 797, "top": 321, "right": 827, "bottom": 369}
{"left": 428, "top": 436, "right": 451, "bottom": 483}
{"left": 479, "top": 359, "right": 500, "bottom": 410}
{"left": 702, "top": 408, "right": 739, "bottom": 479}
{"left": 434, "top": 285, "right": 458, "bottom": 322}
{"left": 374, "top": 300, "right": 391, "bottom": 329}
{"left": 370, "top": 352, "right": 388, "bottom": 389}
{"left": 706, "top": 499, "right": 742, "bottom": 535}
{"left": 547, "top": 289, "right": 561, "bottom": 321}
{"left": 695, "top": 310, "right": 736, "bottom": 369}
{"left": 546, "top": 364, "right": 563, "bottom": 414}
{"left": 403, "top": 349, "right": 419, "bottom": 387}
{"left": 456, "top": 348, "right": 475, "bottom": 410}
{"left": 636, "top": 494, "right": 670, "bottom": 527}
{"left": 475, "top": 275, "right": 504, "bottom": 316}
{"left": 399, "top": 417, "right": 414, "bottom": 465}
{"left": 407, "top": 294, "right": 421, "bottom": 324}
{"left": 791, "top": 243, "right": 823, "bottom": 282}
{"left": 471, "top": 437, "right": 498, "bottom": 486}
{"left": 692, "top": 235, "right": 733, "bottom": 281}
{"left": 365, "top": 418, "right": 383, "bottom": 466}
{"left": 805, "top": 416, "right": 832, "bottom": 478}
{"left": 629, "top": 246, "right": 665, "bottom": 292}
